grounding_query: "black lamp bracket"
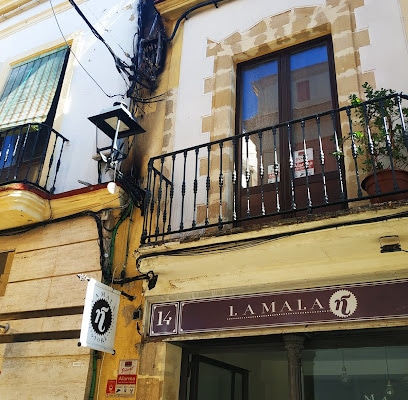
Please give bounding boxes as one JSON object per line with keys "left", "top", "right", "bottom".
{"left": 113, "top": 270, "right": 158, "bottom": 290}
{"left": 97, "top": 145, "right": 127, "bottom": 169}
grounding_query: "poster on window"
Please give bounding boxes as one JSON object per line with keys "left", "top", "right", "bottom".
{"left": 267, "top": 164, "right": 280, "bottom": 183}
{"left": 79, "top": 279, "right": 120, "bottom": 354}
{"left": 294, "top": 148, "right": 314, "bottom": 178}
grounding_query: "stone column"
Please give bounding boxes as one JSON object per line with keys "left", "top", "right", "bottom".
{"left": 283, "top": 334, "right": 305, "bottom": 400}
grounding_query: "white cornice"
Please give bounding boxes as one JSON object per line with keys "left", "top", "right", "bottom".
{"left": 0, "top": 0, "right": 39, "bottom": 17}
{"left": 0, "top": 0, "right": 87, "bottom": 39}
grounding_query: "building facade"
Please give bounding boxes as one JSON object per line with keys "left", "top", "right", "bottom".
{"left": 130, "top": 1, "right": 408, "bottom": 400}
{"left": 2, "top": 1, "right": 408, "bottom": 399}
{"left": 0, "top": 1, "right": 146, "bottom": 399}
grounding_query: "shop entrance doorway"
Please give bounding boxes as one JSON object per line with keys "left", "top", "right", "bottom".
{"left": 178, "top": 328, "right": 408, "bottom": 400}
{"left": 187, "top": 354, "right": 249, "bottom": 400}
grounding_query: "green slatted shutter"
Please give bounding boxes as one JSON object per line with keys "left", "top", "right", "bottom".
{"left": 0, "top": 46, "right": 69, "bottom": 130}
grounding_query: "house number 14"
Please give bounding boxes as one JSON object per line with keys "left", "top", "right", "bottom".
{"left": 157, "top": 311, "right": 172, "bottom": 325}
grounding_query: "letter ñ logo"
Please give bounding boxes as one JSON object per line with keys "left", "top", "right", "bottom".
{"left": 329, "top": 290, "right": 358, "bottom": 318}
{"left": 91, "top": 299, "right": 112, "bottom": 335}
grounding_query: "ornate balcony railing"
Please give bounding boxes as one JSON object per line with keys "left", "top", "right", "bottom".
{"left": 0, "top": 123, "right": 69, "bottom": 193}
{"left": 142, "top": 93, "right": 408, "bottom": 244}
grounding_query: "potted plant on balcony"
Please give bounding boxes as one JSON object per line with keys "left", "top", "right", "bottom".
{"left": 348, "top": 82, "right": 408, "bottom": 203}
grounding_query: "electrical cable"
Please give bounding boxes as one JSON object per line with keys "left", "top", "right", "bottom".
{"left": 166, "top": 0, "right": 224, "bottom": 42}
{"left": 49, "top": 0, "right": 125, "bottom": 98}
{"left": 0, "top": 209, "right": 113, "bottom": 280}
{"left": 62, "top": 0, "right": 167, "bottom": 105}
{"left": 54, "top": 0, "right": 226, "bottom": 105}
{"left": 123, "top": 202, "right": 134, "bottom": 275}
{"left": 81, "top": 1, "right": 131, "bottom": 60}
{"left": 95, "top": 352, "right": 105, "bottom": 400}
{"left": 88, "top": 350, "right": 98, "bottom": 400}
{"left": 105, "top": 202, "right": 133, "bottom": 283}
{"left": 67, "top": 0, "right": 132, "bottom": 76}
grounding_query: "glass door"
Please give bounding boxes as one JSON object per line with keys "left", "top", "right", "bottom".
{"left": 237, "top": 36, "right": 344, "bottom": 219}
{"left": 178, "top": 329, "right": 408, "bottom": 400}
{"left": 187, "top": 354, "right": 249, "bottom": 400}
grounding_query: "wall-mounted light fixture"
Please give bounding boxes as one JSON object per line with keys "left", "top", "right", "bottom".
{"left": 113, "top": 270, "right": 158, "bottom": 291}
{"left": 0, "top": 323, "right": 10, "bottom": 333}
{"left": 88, "top": 102, "right": 145, "bottom": 168}
{"left": 108, "top": 270, "right": 158, "bottom": 300}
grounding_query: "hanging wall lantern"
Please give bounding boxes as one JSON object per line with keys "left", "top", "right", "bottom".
{"left": 88, "top": 102, "right": 145, "bottom": 167}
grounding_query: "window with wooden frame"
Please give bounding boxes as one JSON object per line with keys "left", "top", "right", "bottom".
{"left": 236, "top": 36, "right": 345, "bottom": 219}
{"left": 0, "top": 250, "right": 15, "bottom": 296}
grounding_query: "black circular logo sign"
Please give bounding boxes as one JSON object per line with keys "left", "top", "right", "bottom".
{"left": 90, "top": 298, "right": 113, "bottom": 336}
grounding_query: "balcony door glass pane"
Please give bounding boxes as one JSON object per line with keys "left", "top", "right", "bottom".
{"left": 290, "top": 45, "right": 337, "bottom": 177}
{"left": 239, "top": 43, "right": 337, "bottom": 189}
{"left": 241, "top": 59, "right": 279, "bottom": 132}
{"left": 241, "top": 59, "right": 279, "bottom": 188}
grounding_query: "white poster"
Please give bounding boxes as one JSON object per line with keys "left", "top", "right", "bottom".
{"left": 294, "top": 148, "right": 315, "bottom": 178}
{"left": 79, "top": 279, "right": 120, "bottom": 354}
{"left": 267, "top": 163, "right": 280, "bottom": 183}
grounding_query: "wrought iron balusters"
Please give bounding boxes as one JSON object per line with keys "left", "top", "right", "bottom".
{"left": 141, "top": 94, "right": 408, "bottom": 243}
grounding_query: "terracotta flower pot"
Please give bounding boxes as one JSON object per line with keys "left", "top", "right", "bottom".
{"left": 361, "top": 169, "right": 408, "bottom": 203}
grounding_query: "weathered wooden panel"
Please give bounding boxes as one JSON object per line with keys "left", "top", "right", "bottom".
{"left": 9, "top": 239, "right": 101, "bottom": 282}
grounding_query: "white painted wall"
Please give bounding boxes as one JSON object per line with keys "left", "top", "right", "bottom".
{"left": 174, "top": 0, "right": 408, "bottom": 153}
{"left": 2, "top": 0, "right": 406, "bottom": 194}
{"left": 174, "top": 0, "right": 326, "bottom": 152}
{"left": 355, "top": 0, "right": 408, "bottom": 93}
{"left": 0, "top": 0, "right": 139, "bottom": 193}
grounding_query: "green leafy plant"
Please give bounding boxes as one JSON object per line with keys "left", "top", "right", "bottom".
{"left": 348, "top": 82, "right": 408, "bottom": 173}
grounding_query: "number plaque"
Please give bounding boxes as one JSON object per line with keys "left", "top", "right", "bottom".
{"left": 150, "top": 302, "right": 179, "bottom": 336}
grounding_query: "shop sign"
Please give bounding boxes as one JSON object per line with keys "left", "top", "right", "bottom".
{"left": 119, "top": 359, "right": 138, "bottom": 375}
{"left": 79, "top": 279, "right": 120, "bottom": 354}
{"left": 149, "top": 279, "right": 408, "bottom": 336}
{"left": 363, "top": 394, "right": 387, "bottom": 400}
